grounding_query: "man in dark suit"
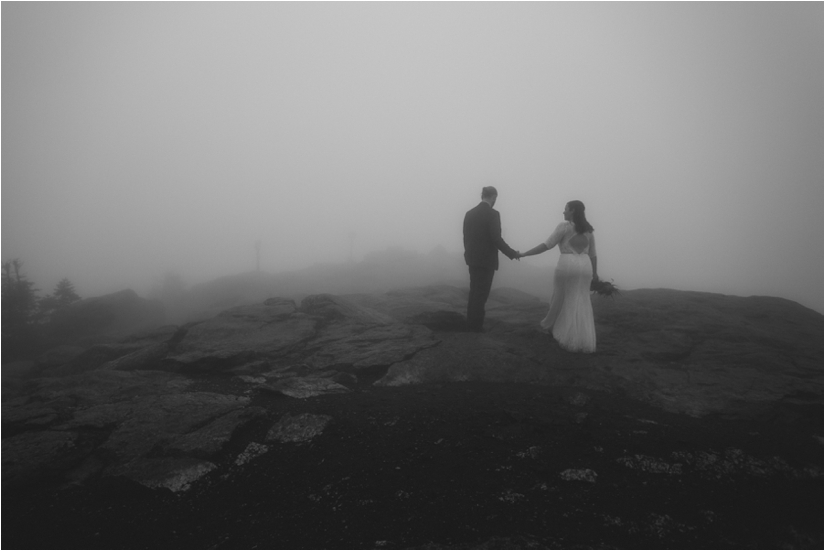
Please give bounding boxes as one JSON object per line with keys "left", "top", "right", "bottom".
{"left": 463, "top": 186, "right": 519, "bottom": 332}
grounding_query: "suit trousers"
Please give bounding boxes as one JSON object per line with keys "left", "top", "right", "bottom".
{"left": 467, "top": 266, "right": 496, "bottom": 332}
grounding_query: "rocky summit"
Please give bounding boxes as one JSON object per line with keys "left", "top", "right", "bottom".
{"left": 2, "top": 286, "right": 822, "bottom": 549}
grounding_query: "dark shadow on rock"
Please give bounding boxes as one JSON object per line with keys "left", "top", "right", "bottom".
{"left": 406, "top": 310, "right": 468, "bottom": 332}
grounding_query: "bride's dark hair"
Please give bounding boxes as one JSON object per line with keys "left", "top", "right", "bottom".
{"left": 568, "top": 200, "right": 594, "bottom": 234}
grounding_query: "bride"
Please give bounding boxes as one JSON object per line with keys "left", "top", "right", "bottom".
{"left": 518, "top": 200, "right": 598, "bottom": 353}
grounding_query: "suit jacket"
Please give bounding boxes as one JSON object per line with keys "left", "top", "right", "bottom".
{"left": 463, "top": 201, "right": 518, "bottom": 270}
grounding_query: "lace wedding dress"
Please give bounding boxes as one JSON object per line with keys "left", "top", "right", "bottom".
{"left": 540, "top": 221, "right": 597, "bottom": 353}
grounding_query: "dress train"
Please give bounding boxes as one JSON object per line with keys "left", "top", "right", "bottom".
{"left": 540, "top": 253, "right": 596, "bottom": 353}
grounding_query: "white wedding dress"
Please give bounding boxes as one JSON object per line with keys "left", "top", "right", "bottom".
{"left": 540, "top": 221, "right": 597, "bottom": 353}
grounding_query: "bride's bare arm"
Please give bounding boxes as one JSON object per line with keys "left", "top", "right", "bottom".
{"left": 591, "top": 256, "right": 598, "bottom": 280}
{"left": 519, "top": 243, "right": 548, "bottom": 258}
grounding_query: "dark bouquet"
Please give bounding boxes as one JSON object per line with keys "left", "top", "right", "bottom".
{"left": 591, "top": 277, "right": 620, "bottom": 298}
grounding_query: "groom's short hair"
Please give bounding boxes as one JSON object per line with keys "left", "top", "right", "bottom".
{"left": 481, "top": 186, "right": 498, "bottom": 199}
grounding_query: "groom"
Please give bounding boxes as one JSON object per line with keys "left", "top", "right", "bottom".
{"left": 463, "top": 186, "right": 519, "bottom": 332}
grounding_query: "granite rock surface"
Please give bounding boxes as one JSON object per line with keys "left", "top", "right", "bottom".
{"left": 2, "top": 286, "right": 821, "bottom": 548}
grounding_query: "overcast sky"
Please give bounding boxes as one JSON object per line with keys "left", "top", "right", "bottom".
{"left": 2, "top": 2, "right": 822, "bottom": 312}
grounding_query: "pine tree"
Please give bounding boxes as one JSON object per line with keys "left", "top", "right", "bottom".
{"left": 54, "top": 278, "right": 80, "bottom": 307}
{"left": 1, "top": 259, "right": 40, "bottom": 358}
{"left": 38, "top": 278, "right": 81, "bottom": 322}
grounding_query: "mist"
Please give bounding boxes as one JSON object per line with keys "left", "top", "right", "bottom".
{"left": 2, "top": 2, "right": 822, "bottom": 313}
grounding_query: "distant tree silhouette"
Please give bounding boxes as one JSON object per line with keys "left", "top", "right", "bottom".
{"left": 54, "top": 278, "right": 81, "bottom": 306}
{"left": 2, "top": 259, "right": 40, "bottom": 359}
{"left": 39, "top": 278, "right": 81, "bottom": 322}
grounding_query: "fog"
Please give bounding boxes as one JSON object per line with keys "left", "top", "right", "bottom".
{"left": 2, "top": 2, "right": 822, "bottom": 313}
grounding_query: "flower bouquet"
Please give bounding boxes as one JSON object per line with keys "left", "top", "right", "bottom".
{"left": 590, "top": 277, "right": 620, "bottom": 298}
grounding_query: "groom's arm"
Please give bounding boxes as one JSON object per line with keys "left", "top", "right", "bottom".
{"left": 489, "top": 211, "right": 518, "bottom": 260}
